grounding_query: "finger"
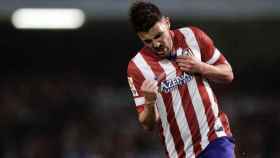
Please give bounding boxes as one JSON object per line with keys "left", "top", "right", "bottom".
{"left": 150, "top": 82, "right": 159, "bottom": 93}
{"left": 177, "top": 63, "right": 191, "bottom": 68}
{"left": 148, "top": 80, "right": 158, "bottom": 89}
{"left": 155, "top": 72, "right": 166, "bottom": 83}
{"left": 175, "top": 58, "right": 185, "bottom": 63}
{"left": 176, "top": 55, "right": 191, "bottom": 59}
{"left": 179, "top": 67, "right": 191, "bottom": 72}
{"left": 141, "top": 80, "right": 149, "bottom": 88}
{"left": 145, "top": 80, "right": 157, "bottom": 89}
{"left": 176, "top": 58, "right": 192, "bottom": 64}
{"left": 141, "top": 80, "right": 156, "bottom": 91}
{"left": 177, "top": 64, "right": 192, "bottom": 71}
{"left": 177, "top": 57, "right": 194, "bottom": 63}
{"left": 177, "top": 55, "right": 194, "bottom": 59}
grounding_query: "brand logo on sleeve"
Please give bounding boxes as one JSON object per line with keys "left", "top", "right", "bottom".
{"left": 128, "top": 77, "right": 139, "bottom": 97}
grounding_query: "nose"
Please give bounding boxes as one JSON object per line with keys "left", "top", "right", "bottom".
{"left": 152, "top": 41, "right": 160, "bottom": 49}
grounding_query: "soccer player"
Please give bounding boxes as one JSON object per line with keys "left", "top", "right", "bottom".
{"left": 127, "top": 1, "right": 235, "bottom": 158}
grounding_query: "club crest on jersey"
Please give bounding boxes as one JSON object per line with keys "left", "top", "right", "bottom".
{"left": 177, "top": 47, "right": 195, "bottom": 56}
{"left": 169, "top": 47, "right": 195, "bottom": 60}
{"left": 160, "top": 72, "right": 193, "bottom": 93}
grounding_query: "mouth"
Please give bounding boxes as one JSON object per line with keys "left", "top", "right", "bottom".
{"left": 155, "top": 46, "right": 164, "bottom": 52}
{"left": 154, "top": 46, "right": 168, "bottom": 55}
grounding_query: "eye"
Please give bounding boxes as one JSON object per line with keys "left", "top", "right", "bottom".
{"left": 144, "top": 39, "right": 152, "bottom": 44}
{"left": 154, "top": 32, "right": 163, "bottom": 39}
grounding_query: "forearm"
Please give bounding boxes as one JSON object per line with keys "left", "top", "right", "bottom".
{"left": 199, "top": 63, "right": 234, "bottom": 83}
{"left": 138, "top": 102, "right": 157, "bottom": 131}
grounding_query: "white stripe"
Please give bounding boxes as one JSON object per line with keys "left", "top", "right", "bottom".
{"left": 135, "top": 97, "right": 145, "bottom": 106}
{"left": 159, "top": 59, "right": 195, "bottom": 157}
{"left": 133, "top": 53, "right": 178, "bottom": 158}
{"left": 215, "top": 119, "right": 227, "bottom": 137}
{"left": 179, "top": 27, "right": 201, "bottom": 60}
{"left": 203, "top": 80, "right": 227, "bottom": 137}
{"left": 156, "top": 93, "right": 178, "bottom": 158}
{"left": 203, "top": 80, "right": 219, "bottom": 116}
{"left": 186, "top": 77, "right": 210, "bottom": 149}
{"left": 206, "top": 48, "right": 221, "bottom": 65}
{"left": 132, "top": 53, "right": 156, "bottom": 80}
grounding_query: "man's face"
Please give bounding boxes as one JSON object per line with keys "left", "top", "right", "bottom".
{"left": 137, "top": 18, "right": 173, "bottom": 59}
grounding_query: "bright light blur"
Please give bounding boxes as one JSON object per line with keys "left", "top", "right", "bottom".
{"left": 12, "top": 8, "right": 85, "bottom": 29}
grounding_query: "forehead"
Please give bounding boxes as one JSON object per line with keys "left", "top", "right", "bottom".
{"left": 137, "top": 21, "right": 167, "bottom": 40}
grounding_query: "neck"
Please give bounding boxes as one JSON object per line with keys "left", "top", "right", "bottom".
{"left": 171, "top": 30, "right": 177, "bottom": 51}
{"left": 168, "top": 30, "right": 177, "bottom": 60}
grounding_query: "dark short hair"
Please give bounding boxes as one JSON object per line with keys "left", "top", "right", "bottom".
{"left": 129, "top": 1, "right": 162, "bottom": 33}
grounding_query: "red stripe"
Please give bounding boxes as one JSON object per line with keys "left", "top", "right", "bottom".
{"left": 196, "top": 76, "right": 218, "bottom": 141}
{"left": 213, "top": 53, "right": 226, "bottom": 65}
{"left": 136, "top": 106, "right": 144, "bottom": 113}
{"left": 141, "top": 51, "right": 186, "bottom": 158}
{"left": 127, "top": 60, "right": 146, "bottom": 97}
{"left": 158, "top": 120, "right": 170, "bottom": 158}
{"left": 219, "top": 112, "right": 232, "bottom": 136}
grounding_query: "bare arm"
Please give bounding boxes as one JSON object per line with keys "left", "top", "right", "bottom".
{"left": 138, "top": 79, "right": 160, "bottom": 131}
{"left": 199, "top": 62, "right": 233, "bottom": 83}
{"left": 138, "top": 101, "right": 157, "bottom": 131}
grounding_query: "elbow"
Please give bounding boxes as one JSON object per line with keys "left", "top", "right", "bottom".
{"left": 142, "top": 124, "right": 155, "bottom": 131}
{"left": 219, "top": 63, "right": 234, "bottom": 83}
{"left": 139, "top": 118, "right": 155, "bottom": 131}
{"left": 214, "top": 72, "right": 234, "bottom": 84}
{"left": 223, "top": 72, "right": 234, "bottom": 83}
{"left": 225, "top": 65, "right": 234, "bottom": 83}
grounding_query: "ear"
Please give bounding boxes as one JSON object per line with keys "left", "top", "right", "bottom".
{"left": 163, "top": 16, "right": 171, "bottom": 29}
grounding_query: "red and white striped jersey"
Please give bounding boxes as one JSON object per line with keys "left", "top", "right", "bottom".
{"left": 127, "top": 26, "right": 232, "bottom": 158}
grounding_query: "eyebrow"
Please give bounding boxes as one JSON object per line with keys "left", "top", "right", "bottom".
{"left": 154, "top": 32, "right": 163, "bottom": 39}
{"left": 143, "top": 32, "right": 163, "bottom": 43}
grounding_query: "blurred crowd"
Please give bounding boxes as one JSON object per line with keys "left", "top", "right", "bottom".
{"left": 0, "top": 73, "right": 279, "bottom": 158}
{"left": 0, "top": 73, "right": 163, "bottom": 158}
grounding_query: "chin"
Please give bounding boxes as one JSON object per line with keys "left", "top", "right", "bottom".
{"left": 164, "top": 52, "right": 171, "bottom": 58}
{"left": 157, "top": 52, "right": 168, "bottom": 58}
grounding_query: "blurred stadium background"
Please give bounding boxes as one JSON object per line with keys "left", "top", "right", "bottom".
{"left": 0, "top": 0, "right": 279, "bottom": 157}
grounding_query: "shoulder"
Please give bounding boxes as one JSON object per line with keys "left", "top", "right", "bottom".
{"left": 127, "top": 50, "right": 144, "bottom": 74}
{"left": 127, "top": 47, "right": 153, "bottom": 68}
{"left": 176, "top": 26, "right": 209, "bottom": 39}
{"left": 127, "top": 52, "right": 139, "bottom": 70}
{"left": 176, "top": 26, "right": 200, "bottom": 31}
{"left": 179, "top": 26, "right": 214, "bottom": 48}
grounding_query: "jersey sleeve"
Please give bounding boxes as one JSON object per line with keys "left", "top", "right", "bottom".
{"left": 127, "top": 60, "right": 146, "bottom": 113}
{"left": 190, "top": 26, "right": 229, "bottom": 65}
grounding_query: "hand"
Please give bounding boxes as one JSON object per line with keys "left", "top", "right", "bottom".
{"left": 175, "top": 56, "right": 204, "bottom": 74}
{"left": 140, "top": 79, "right": 159, "bottom": 105}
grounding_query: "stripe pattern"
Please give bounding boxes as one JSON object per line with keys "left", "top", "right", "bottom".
{"left": 127, "top": 27, "right": 231, "bottom": 158}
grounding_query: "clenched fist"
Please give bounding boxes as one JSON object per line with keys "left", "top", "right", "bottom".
{"left": 140, "top": 79, "right": 159, "bottom": 104}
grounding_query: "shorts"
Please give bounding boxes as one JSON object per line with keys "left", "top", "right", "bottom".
{"left": 198, "top": 137, "right": 235, "bottom": 158}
